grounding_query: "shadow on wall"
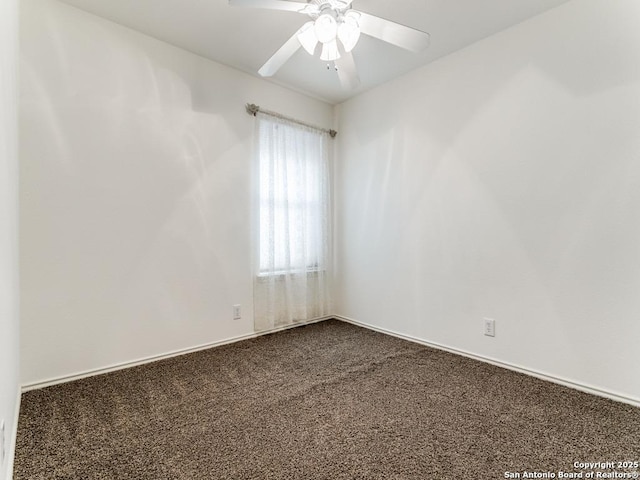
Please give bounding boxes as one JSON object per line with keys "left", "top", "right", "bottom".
{"left": 336, "top": 0, "right": 640, "bottom": 393}
{"left": 20, "top": 0, "right": 251, "bottom": 371}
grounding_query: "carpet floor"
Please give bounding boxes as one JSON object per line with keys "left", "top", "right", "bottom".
{"left": 15, "top": 320, "right": 640, "bottom": 479}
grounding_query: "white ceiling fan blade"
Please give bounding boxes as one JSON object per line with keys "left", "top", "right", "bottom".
{"left": 358, "top": 12, "right": 430, "bottom": 53}
{"left": 335, "top": 51, "right": 360, "bottom": 90}
{"left": 228, "top": 0, "right": 305, "bottom": 13}
{"left": 258, "top": 31, "right": 303, "bottom": 77}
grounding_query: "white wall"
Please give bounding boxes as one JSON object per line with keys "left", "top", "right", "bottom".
{"left": 0, "top": 0, "right": 20, "bottom": 476}
{"left": 19, "top": 0, "right": 333, "bottom": 386}
{"left": 20, "top": 0, "right": 640, "bottom": 407}
{"left": 335, "top": 0, "right": 640, "bottom": 403}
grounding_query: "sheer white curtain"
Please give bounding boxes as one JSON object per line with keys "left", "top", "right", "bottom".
{"left": 253, "top": 112, "right": 332, "bottom": 331}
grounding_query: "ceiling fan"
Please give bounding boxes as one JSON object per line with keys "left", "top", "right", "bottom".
{"left": 228, "top": 0, "right": 430, "bottom": 89}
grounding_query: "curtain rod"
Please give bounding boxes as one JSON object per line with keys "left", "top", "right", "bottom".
{"left": 245, "top": 103, "right": 337, "bottom": 138}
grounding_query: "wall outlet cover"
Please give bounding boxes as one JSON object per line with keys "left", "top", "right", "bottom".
{"left": 484, "top": 318, "right": 496, "bottom": 337}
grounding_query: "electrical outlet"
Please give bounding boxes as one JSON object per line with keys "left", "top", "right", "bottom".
{"left": 0, "top": 419, "right": 5, "bottom": 466}
{"left": 233, "top": 305, "right": 241, "bottom": 320}
{"left": 483, "top": 318, "right": 496, "bottom": 337}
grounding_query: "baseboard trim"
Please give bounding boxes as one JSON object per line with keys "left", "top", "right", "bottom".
{"left": 21, "top": 316, "right": 331, "bottom": 393}
{"left": 4, "top": 389, "right": 20, "bottom": 480}
{"left": 335, "top": 315, "right": 640, "bottom": 408}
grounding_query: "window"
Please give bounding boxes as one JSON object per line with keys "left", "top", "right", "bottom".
{"left": 257, "top": 116, "right": 330, "bottom": 276}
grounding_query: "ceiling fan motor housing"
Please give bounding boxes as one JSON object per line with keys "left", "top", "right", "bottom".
{"left": 305, "top": 0, "right": 353, "bottom": 19}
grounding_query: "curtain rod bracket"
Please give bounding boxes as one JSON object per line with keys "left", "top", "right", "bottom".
{"left": 246, "top": 103, "right": 260, "bottom": 116}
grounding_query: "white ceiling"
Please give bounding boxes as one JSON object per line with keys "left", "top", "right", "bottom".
{"left": 58, "top": 0, "right": 571, "bottom": 104}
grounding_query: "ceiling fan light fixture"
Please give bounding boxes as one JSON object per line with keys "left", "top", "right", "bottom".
{"left": 297, "top": 21, "right": 318, "bottom": 55}
{"left": 314, "top": 13, "right": 338, "bottom": 44}
{"left": 337, "top": 12, "right": 360, "bottom": 52}
{"left": 320, "top": 38, "right": 341, "bottom": 61}
{"left": 230, "top": 0, "right": 429, "bottom": 90}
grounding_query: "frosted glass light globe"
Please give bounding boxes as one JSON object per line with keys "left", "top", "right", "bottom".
{"left": 320, "top": 39, "right": 341, "bottom": 61}
{"left": 297, "top": 21, "right": 319, "bottom": 55}
{"left": 338, "top": 13, "right": 360, "bottom": 52}
{"left": 314, "top": 14, "right": 338, "bottom": 44}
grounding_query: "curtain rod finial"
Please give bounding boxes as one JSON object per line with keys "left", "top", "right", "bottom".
{"left": 329, "top": 130, "right": 337, "bottom": 138}
{"left": 246, "top": 103, "right": 260, "bottom": 116}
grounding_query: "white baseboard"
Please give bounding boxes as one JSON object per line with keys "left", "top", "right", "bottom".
{"left": 335, "top": 315, "right": 640, "bottom": 409}
{"left": 21, "top": 316, "right": 331, "bottom": 393}
{"left": 3, "top": 389, "right": 20, "bottom": 480}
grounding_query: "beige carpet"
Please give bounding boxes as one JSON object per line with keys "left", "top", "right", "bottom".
{"left": 15, "top": 320, "right": 640, "bottom": 479}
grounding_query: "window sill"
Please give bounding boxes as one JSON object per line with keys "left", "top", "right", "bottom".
{"left": 256, "top": 270, "right": 325, "bottom": 282}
